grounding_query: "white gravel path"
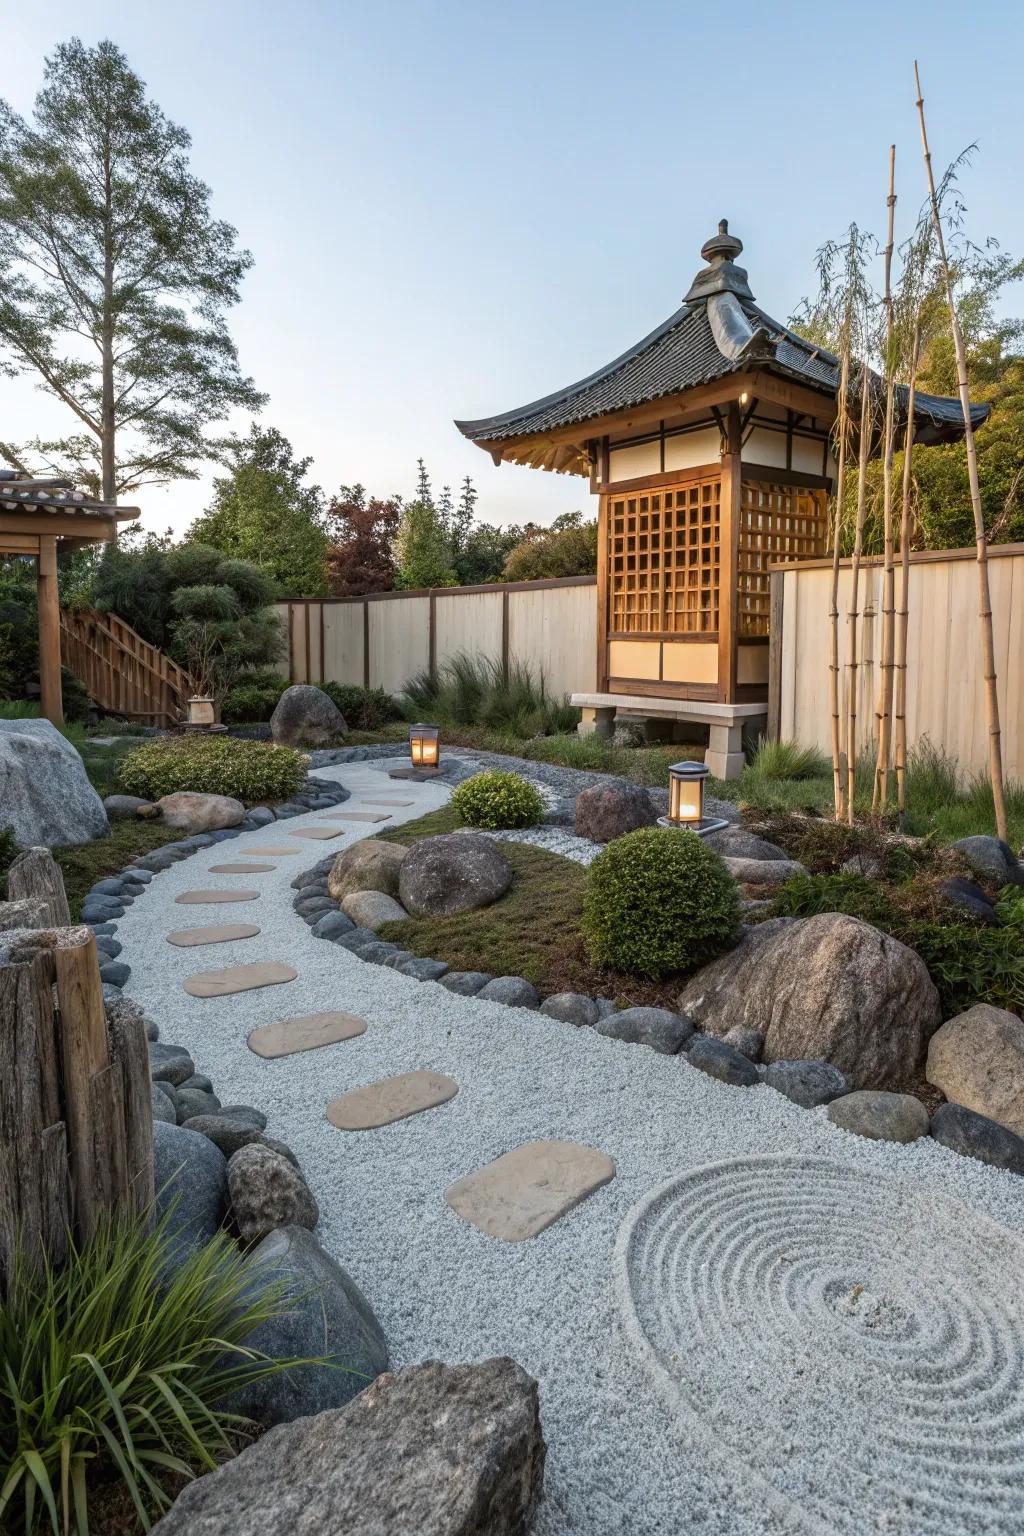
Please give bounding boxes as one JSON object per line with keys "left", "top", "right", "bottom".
{"left": 116, "top": 760, "right": 1024, "bottom": 1536}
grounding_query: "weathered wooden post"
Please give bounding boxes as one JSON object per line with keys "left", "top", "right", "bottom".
{"left": 0, "top": 898, "right": 154, "bottom": 1293}
{"left": 7, "top": 846, "right": 72, "bottom": 925}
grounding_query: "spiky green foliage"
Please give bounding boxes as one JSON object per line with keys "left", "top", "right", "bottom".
{"left": 402, "top": 651, "right": 577, "bottom": 740}
{"left": 0, "top": 1210, "right": 309, "bottom": 1535}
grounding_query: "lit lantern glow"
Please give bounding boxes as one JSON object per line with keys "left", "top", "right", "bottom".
{"left": 667, "top": 760, "right": 708, "bottom": 826}
{"left": 409, "top": 723, "right": 440, "bottom": 769}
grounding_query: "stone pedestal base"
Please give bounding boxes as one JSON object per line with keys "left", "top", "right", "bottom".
{"left": 388, "top": 765, "right": 442, "bottom": 781}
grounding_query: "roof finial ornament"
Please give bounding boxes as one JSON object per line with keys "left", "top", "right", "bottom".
{"left": 684, "top": 218, "right": 753, "bottom": 305}
{"left": 700, "top": 219, "right": 744, "bottom": 268}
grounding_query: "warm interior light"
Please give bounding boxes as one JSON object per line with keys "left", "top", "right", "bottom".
{"left": 409, "top": 723, "right": 440, "bottom": 768}
{"left": 739, "top": 391, "right": 750, "bottom": 406}
{"left": 667, "top": 761, "right": 708, "bottom": 825}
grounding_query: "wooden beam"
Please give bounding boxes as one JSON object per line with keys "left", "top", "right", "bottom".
{"left": 717, "top": 404, "right": 742, "bottom": 704}
{"left": 37, "top": 535, "right": 63, "bottom": 726}
{"left": 596, "top": 490, "right": 609, "bottom": 691}
{"left": 0, "top": 512, "right": 120, "bottom": 541}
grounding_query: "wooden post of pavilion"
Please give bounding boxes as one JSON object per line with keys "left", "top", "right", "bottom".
{"left": 0, "top": 474, "right": 139, "bottom": 726}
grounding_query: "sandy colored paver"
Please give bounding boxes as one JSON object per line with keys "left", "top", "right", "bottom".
{"left": 249, "top": 1010, "right": 368, "bottom": 1058}
{"left": 183, "top": 960, "right": 298, "bottom": 997}
{"left": 175, "top": 888, "right": 260, "bottom": 904}
{"left": 317, "top": 811, "right": 391, "bottom": 824}
{"left": 208, "top": 861, "right": 276, "bottom": 874}
{"left": 167, "top": 922, "right": 261, "bottom": 948}
{"left": 326, "top": 1070, "right": 458, "bottom": 1130}
{"left": 446, "top": 1139, "right": 616, "bottom": 1242}
{"left": 287, "top": 826, "right": 345, "bottom": 840}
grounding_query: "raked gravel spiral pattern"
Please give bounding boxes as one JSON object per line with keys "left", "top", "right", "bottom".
{"left": 616, "top": 1155, "right": 1024, "bottom": 1535}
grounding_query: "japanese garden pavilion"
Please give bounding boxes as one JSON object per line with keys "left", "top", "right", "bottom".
{"left": 457, "top": 221, "right": 985, "bottom": 776}
{"left": 0, "top": 471, "right": 138, "bottom": 725}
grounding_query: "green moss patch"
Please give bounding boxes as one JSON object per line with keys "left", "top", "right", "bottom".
{"left": 53, "top": 821, "right": 179, "bottom": 920}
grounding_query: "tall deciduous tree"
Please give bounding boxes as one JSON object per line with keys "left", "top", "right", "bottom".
{"left": 325, "top": 484, "right": 401, "bottom": 596}
{"left": 0, "top": 37, "right": 263, "bottom": 500}
{"left": 188, "top": 424, "right": 328, "bottom": 596}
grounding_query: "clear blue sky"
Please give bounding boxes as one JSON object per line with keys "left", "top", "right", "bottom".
{"left": 3, "top": 0, "right": 1023, "bottom": 538}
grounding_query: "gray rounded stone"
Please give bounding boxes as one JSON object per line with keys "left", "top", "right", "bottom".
{"left": 353, "top": 940, "right": 403, "bottom": 964}
{"left": 595, "top": 1006, "right": 694, "bottom": 1055}
{"left": 104, "top": 793, "right": 153, "bottom": 819}
{"left": 574, "top": 781, "right": 656, "bottom": 843}
{"left": 183, "top": 1115, "right": 271, "bottom": 1157}
{"left": 228, "top": 1143, "right": 319, "bottom": 1244}
{"left": 394, "top": 956, "right": 449, "bottom": 981}
{"left": 951, "top": 834, "right": 1016, "bottom": 883}
{"left": 176, "top": 1086, "right": 223, "bottom": 1122}
{"left": 270, "top": 684, "right": 348, "bottom": 747}
{"left": 341, "top": 889, "right": 409, "bottom": 930}
{"left": 398, "top": 833, "right": 512, "bottom": 918}
{"left": 763, "top": 1059, "right": 849, "bottom": 1108}
{"left": 722, "top": 1025, "right": 764, "bottom": 1062}
{"left": 540, "top": 993, "right": 601, "bottom": 1028}
{"left": 826, "top": 1090, "right": 929, "bottom": 1143}
{"left": 476, "top": 976, "right": 540, "bottom": 1009}
{"left": 930, "top": 1102, "right": 1024, "bottom": 1174}
{"left": 311, "top": 910, "right": 355, "bottom": 940}
{"left": 704, "top": 828, "right": 789, "bottom": 861}
{"left": 687, "top": 1035, "right": 760, "bottom": 1087}
{"left": 151, "top": 1081, "right": 177, "bottom": 1123}
{"left": 153, "top": 1121, "right": 227, "bottom": 1264}
{"left": 149, "top": 1042, "right": 196, "bottom": 1087}
{"left": 219, "top": 1104, "right": 268, "bottom": 1131}
{"left": 438, "top": 970, "right": 493, "bottom": 996}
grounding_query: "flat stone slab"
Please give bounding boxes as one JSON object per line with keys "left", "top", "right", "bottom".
{"left": 248, "top": 1010, "right": 368, "bottom": 1058}
{"left": 245, "top": 847, "right": 302, "bottom": 856}
{"left": 317, "top": 811, "right": 391, "bottom": 824}
{"left": 326, "top": 1070, "right": 458, "bottom": 1130}
{"left": 167, "top": 922, "right": 261, "bottom": 948}
{"left": 183, "top": 961, "right": 298, "bottom": 997}
{"left": 446, "top": 1139, "right": 615, "bottom": 1242}
{"left": 208, "top": 862, "right": 277, "bottom": 874}
{"left": 175, "top": 888, "right": 261, "bottom": 904}
{"left": 286, "top": 826, "right": 345, "bottom": 840}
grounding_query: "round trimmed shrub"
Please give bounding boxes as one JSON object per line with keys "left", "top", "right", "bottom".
{"left": 117, "top": 735, "right": 306, "bottom": 804}
{"left": 451, "top": 770, "right": 545, "bottom": 830}
{"left": 582, "top": 826, "right": 740, "bottom": 977}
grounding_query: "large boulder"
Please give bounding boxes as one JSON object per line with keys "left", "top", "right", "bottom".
{"left": 0, "top": 719, "right": 108, "bottom": 847}
{"left": 399, "top": 833, "right": 512, "bottom": 918}
{"left": 270, "top": 684, "right": 347, "bottom": 747}
{"left": 228, "top": 1225, "right": 389, "bottom": 1427}
{"left": 926, "top": 1003, "right": 1024, "bottom": 1136}
{"left": 677, "top": 914, "right": 942, "bottom": 1090}
{"left": 328, "top": 839, "right": 408, "bottom": 902}
{"left": 152, "top": 1357, "right": 545, "bottom": 1536}
{"left": 574, "top": 781, "right": 656, "bottom": 843}
{"left": 153, "top": 1121, "right": 227, "bottom": 1266}
{"left": 156, "top": 791, "right": 245, "bottom": 833}
{"left": 227, "top": 1143, "right": 318, "bottom": 1243}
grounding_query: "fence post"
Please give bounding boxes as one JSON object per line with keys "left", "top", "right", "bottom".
{"left": 767, "top": 569, "right": 784, "bottom": 741}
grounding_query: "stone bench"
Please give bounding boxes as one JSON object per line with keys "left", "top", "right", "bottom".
{"left": 570, "top": 693, "right": 767, "bottom": 779}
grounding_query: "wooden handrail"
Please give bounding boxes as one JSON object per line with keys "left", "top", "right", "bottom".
{"left": 59, "top": 607, "right": 193, "bottom": 728}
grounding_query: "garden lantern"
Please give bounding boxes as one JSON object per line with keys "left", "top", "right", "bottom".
{"left": 409, "top": 723, "right": 440, "bottom": 770}
{"left": 666, "top": 761, "right": 708, "bottom": 825}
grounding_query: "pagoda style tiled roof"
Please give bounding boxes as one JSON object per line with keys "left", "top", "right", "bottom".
{"left": 0, "top": 472, "right": 139, "bottom": 521}
{"left": 456, "top": 221, "right": 989, "bottom": 452}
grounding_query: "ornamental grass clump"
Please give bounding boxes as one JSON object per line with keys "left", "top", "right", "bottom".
{"left": 451, "top": 769, "right": 545, "bottom": 830}
{"left": 0, "top": 1209, "right": 309, "bottom": 1536}
{"left": 582, "top": 826, "right": 740, "bottom": 978}
{"left": 118, "top": 734, "right": 306, "bottom": 803}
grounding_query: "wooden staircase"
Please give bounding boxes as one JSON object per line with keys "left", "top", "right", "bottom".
{"left": 59, "top": 608, "right": 193, "bottom": 728}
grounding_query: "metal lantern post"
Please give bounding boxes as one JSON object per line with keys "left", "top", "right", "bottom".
{"left": 658, "top": 760, "right": 729, "bottom": 836}
{"left": 409, "top": 723, "right": 441, "bottom": 771}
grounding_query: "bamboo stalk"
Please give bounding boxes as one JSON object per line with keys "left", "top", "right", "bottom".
{"left": 873, "top": 145, "right": 898, "bottom": 811}
{"left": 914, "top": 62, "right": 1008, "bottom": 842}
{"left": 894, "top": 320, "right": 921, "bottom": 816}
{"left": 846, "top": 357, "right": 872, "bottom": 824}
{"left": 829, "top": 343, "right": 851, "bottom": 820}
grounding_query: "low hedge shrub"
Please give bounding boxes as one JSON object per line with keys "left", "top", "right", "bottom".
{"left": 582, "top": 826, "right": 740, "bottom": 977}
{"left": 118, "top": 734, "right": 306, "bottom": 803}
{"left": 321, "top": 681, "right": 402, "bottom": 731}
{"left": 451, "top": 770, "right": 545, "bottom": 830}
{"left": 221, "top": 668, "right": 288, "bottom": 723}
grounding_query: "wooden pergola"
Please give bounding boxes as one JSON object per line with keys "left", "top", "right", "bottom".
{"left": 0, "top": 472, "right": 139, "bottom": 725}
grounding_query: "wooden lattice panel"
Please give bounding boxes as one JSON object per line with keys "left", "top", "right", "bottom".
{"left": 606, "top": 474, "right": 721, "bottom": 636}
{"left": 738, "top": 481, "right": 828, "bottom": 637}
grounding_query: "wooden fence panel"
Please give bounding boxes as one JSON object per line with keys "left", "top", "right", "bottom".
{"left": 772, "top": 544, "right": 1024, "bottom": 781}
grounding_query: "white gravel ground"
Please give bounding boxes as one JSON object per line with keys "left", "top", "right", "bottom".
{"left": 117, "top": 760, "right": 1024, "bottom": 1536}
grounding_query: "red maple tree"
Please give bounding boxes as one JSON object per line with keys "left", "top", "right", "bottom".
{"left": 325, "top": 485, "right": 401, "bottom": 596}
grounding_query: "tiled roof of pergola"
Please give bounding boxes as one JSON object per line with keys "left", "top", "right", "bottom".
{"left": 0, "top": 471, "right": 139, "bottom": 527}
{"left": 456, "top": 221, "right": 989, "bottom": 455}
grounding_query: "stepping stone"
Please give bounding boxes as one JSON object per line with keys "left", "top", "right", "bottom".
{"left": 317, "top": 811, "right": 391, "bottom": 824}
{"left": 208, "top": 862, "right": 276, "bottom": 874}
{"left": 326, "top": 1070, "right": 458, "bottom": 1130}
{"left": 167, "top": 922, "right": 261, "bottom": 947}
{"left": 183, "top": 961, "right": 298, "bottom": 997}
{"left": 287, "top": 826, "right": 345, "bottom": 840}
{"left": 245, "top": 847, "right": 302, "bottom": 856}
{"left": 248, "top": 1010, "right": 368, "bottom": 1059}
{"left": 445, "top": 1140, "right": 615, "bottom": 1242}
{"left": 360, "top": 797, "right": 415, "bottom": 807}
{"left": 175, "top": 889, "right": 260, "bottom": 904}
